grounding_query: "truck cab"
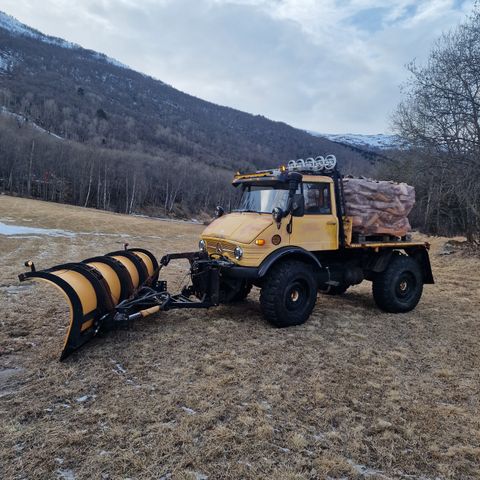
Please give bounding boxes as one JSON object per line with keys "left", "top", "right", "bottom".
{"left": 201, "top": 170, "right": 341, "bottom": 267}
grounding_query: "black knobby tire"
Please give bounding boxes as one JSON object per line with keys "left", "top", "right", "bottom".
{"left": 320, "top": 284, "right": 349, "bottom": 296}
{"left": 220, "top": 279, "right": 252, "bottom": 303}
{"left": 230, "top": 281, "right": 252, "bottom": 302}
{"left": 372, "top": 254, "right": 423, "bottom": 313}
{"left": 260, "top": 260, "right": 317, "bottom": 327}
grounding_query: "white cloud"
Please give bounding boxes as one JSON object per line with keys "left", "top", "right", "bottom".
{"left": 0, "top": 0, "right": 475, "bottom": 133}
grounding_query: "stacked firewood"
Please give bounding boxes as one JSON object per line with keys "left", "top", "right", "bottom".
{"left": 342, "top": 177, "right": 415, "bottom": 237}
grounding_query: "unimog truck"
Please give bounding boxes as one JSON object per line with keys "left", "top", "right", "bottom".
{"left": 19, "top": 156, "right": 434, "bottom": 359}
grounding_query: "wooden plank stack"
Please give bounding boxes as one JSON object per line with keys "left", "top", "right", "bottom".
{"left": 342, "top": 177, "right": 415, "bottom": 237}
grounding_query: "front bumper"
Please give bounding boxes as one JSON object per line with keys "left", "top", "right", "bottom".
{"left": 221, "top": 264, "right": 260, "bottom": 279}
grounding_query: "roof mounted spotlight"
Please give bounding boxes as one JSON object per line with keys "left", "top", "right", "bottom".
{"left": 305, "top": 157, "right": 315, "bottom": 170}
{"left": 315, "top": 156, "right": 325, "bottom": 171}
{"left": 324, "top": 154, "right": 337, "bottom": 171}
{"left": 296, "top": 159, "right": 305, "bottom": 170}
{"left": 287, "top": 160, "right": 297, "bottom": 171}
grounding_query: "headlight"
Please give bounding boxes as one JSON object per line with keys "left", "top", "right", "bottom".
{"left": 234, "top": 246, "right": 243, "bottom": 260}
{"left": 199, "top": 239, "right": 207, "bottom": 252}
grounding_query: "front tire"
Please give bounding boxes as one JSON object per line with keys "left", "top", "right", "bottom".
{"left": 230, "top": 281, "right": 252, "bottom": 302}
{"left": 260, "top": 260, "right": 317, "bottom": 327}
{"left": 372, "top": 255, "right": 423, "bottom": 313}
{"left": 220, "top": 279, "right": 252, "bottom": 303}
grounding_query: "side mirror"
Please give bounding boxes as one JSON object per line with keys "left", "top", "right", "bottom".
{"left": 291, "top": 193, "right": 304, "bottom": 217}
{"left": 215, "top": 206, "right": 225, "bottom": 218}
{"left": 272, "top": 207, "right": 284, "bottom": 224}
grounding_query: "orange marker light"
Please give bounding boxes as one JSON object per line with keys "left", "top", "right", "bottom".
{"left": 255, "top": 239, "right": 266, "bottom": 246}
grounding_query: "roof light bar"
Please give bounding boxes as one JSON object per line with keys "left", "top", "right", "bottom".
{"left": 286, "top": 154, "right": 336, "bottom": 173}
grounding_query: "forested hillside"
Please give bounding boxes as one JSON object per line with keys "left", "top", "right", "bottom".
{"left": 0, "top": 11, "right": 381, "bottom": 216}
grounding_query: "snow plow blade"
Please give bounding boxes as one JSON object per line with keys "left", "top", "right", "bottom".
{"left": 18, "top": 248, "right": 160, "bottom": 360}
{"left": 19, "top": 248, "right": 222, "bottom": 360}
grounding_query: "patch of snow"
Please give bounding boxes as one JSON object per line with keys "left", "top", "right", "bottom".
{"left": 0, "top": 106, "right": 63, "bottom": 140}
{"left": 90, "top": 51, "right": 129, "bottom": 69}
{"left": 347, "top": 459, "right": 387, "bottom": 478}
{"left": 181, "top": 406, "right": 197, "bottom": 415}
{"left": 75, "top": 395, "right": 89, "bottom": 403}
{"left": 308, "top": 130, "right": 403, "bottom": 150}
{"left": 0, "top": 49, "right": 17, "bottom": 74}
{"left": 0, "top": 220, "right": 74, "bottom": 237}
{"left": 0, "top": 11, "right": 79, "bottom": 49}
{"left": 0, "top": 11, "right": 130, "bottom": 71}
{"left": 193, "top": 473, "right": 208, "bottom": 480}
{"left": 112, "top": 362, "right": 127, "bottom": 374}
{"left": 56, "top": 469, "right": 76, "bottom": 480}
{"left": 0, "top": 284, "right": 32, "bottom": 295}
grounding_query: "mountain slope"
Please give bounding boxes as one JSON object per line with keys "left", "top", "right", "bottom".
{"left": 0, "top": 11, "right": 382, "bottom": 170}
{"left": 0, "top": 11, "right": 384, "bottom": 215}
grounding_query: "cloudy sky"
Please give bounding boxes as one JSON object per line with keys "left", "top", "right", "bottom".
{"left": 2, "top": 0, "right": 474, "bottom": 133}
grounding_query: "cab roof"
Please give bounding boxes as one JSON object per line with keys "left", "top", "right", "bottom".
{"left": 232, "top": 169, "right": 333, "bottom": 187}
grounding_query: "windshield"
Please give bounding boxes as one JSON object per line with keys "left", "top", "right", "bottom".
{"left": 235, "top": 186, "right": 290, "bottom": 213}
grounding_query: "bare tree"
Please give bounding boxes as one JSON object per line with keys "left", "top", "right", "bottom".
{"left": 393, "top": 6, "right": 480, "bottom": 244}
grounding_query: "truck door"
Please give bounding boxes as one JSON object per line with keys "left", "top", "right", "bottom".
{"left": 289, "top": 181, "right": 339, "bottom": 251}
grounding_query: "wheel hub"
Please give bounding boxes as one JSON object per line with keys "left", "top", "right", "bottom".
{"left": 290, "top": 289, "right": 300, "bottom": 302}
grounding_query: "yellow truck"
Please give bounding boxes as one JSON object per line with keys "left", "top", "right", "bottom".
{"left": 19, "top": 157, "right": 434, "bottom": 359}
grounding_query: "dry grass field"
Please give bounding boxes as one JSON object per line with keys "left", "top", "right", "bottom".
{"left": 0, "top": 195, "right": 479, "bottom": 480}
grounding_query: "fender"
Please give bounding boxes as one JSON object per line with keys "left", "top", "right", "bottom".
{"left": 257, "top": 246, "right": 323, "bottom": 278}
{"left": 405, "top": 246, "right": 435, "bottom": 284}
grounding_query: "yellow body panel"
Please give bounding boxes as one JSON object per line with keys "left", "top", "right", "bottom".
{"left": 34, "top": 271, "right": 98, "bottom": 348}
{"left": 33, "top": 277, "right": 76, "bottom": 348}
{"left": 202, "top": 212, "right": 273, "bottom": 243}
{"left": 52, "top": 270, "right": 97, "bottom": 314}
{"left": 111, "top": 255, "right": 140, "bottom": 288}
{"left": 203, "top": 217, "right": 291, "bottom": 267}
{"left": 134, "top": 252, "right": 155, "bottom": 277}
{"left": 86, "top": 261, "right": 122, "bottom": 304}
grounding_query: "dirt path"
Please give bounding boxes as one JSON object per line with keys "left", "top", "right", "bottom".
{"left": 0, "top": 195, "right": 479, "bottom": 479}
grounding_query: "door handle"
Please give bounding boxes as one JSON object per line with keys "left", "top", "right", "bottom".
{"left": 326, "top": 221, "right": 337, "bottom": 225}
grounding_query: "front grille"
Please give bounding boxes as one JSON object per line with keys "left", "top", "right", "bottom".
{"left": 206, "top": 240, "right": 236, "bottom": 255}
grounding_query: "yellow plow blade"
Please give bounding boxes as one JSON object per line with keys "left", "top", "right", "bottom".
{"left": 19, "top": 248, "right": 159, "bottom": 360}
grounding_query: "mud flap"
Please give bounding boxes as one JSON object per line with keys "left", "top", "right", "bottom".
{"left": 18, "top": 248, "right": 159, "bottom": 360}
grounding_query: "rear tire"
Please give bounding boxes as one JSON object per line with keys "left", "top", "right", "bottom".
{"left": 372, "top": 255, "right": 423, "bottom": 313}
{"left": 260, "top": 260, "right": 317, "bottom": 327}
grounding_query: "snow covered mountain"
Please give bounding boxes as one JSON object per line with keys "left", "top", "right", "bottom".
{"left": 0, "top": 11, "right": 127, "bottom": 70}
{"left": 309, "top": 132, "right": 403, "bottom": 150}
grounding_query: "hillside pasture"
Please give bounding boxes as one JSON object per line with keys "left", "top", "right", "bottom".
{"left": 0, "top": 195, "right": 479, "bottom": 479}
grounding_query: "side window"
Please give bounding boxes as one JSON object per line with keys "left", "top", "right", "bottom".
{"left": 303, "top": 182, "right": 332, "bottom": 214}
